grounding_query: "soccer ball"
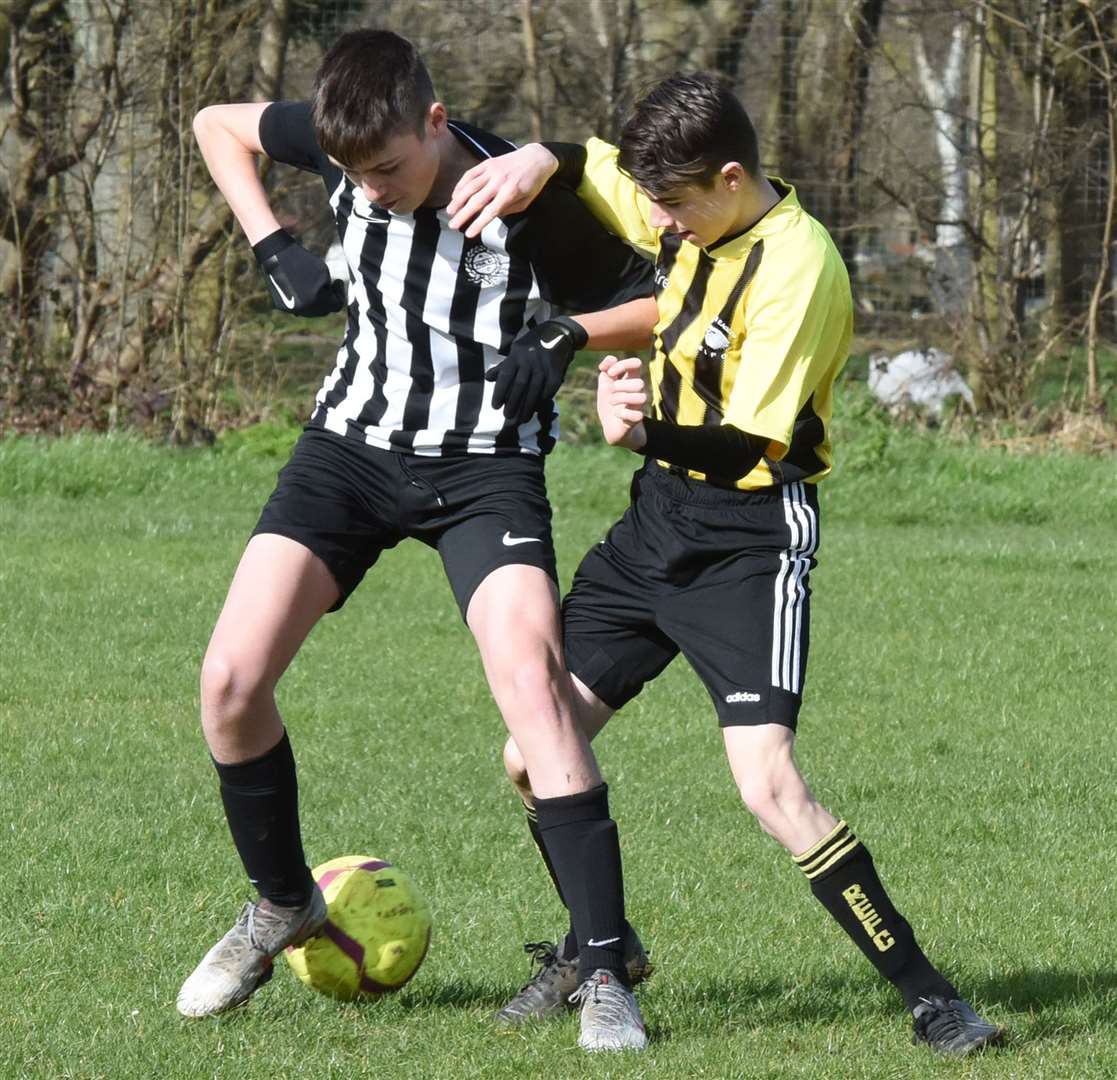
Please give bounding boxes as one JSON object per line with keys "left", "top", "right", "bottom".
{"left": 285, "top": 855, "right": 431, "bottom": 1000}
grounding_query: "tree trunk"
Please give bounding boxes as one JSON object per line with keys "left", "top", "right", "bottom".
{"left": 520, "top": 0, "right": 543, "bottom": 142}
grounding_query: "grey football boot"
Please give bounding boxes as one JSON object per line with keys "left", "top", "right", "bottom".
{"left": 176, "top": 889, "right": 327, "bottom": 1017}
{"left": 912, "top": 995, "right": 1004, "bottom": 1056}
{"left": 494, "top": 926, "right": 653, "bottom": 1027}
{"left": 570, "top": 968, "right": 648, "bottom": 1052}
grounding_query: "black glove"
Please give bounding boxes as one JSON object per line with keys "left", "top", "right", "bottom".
{"left": 252, "top": 228, "right": 346, "bottom": 317}
{"left": 486, "top": 316, "right": 588, "bottom": 425}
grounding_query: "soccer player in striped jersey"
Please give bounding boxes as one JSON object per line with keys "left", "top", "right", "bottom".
{"left": 176, "top": 30, "right": 656, "bottom": 1052}
{"left": 449, "top": 73, "right": 1003, "bottom": 1057}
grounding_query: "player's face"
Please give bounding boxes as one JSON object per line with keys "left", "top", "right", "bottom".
{"left": 642, "top": 170, "right": 742, "bottom": 248}
{"left": 332, "top": 108, "right": 445, "bottom": 215}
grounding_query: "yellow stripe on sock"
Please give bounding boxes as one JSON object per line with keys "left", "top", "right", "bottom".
{"left": 793, "top": 820, "right": 851, "bottom": 868}
{"left": 800, "top": 837, "right": 862, "bottom": 880}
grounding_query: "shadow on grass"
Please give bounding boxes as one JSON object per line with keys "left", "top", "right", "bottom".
{"left": 398, "top": 979, "right": 512, "bottom": 1011}
{"left": 970, "top": 967, "right": 1117, "bottom": 1010}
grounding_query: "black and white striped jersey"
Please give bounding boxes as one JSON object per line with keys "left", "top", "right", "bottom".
{"left": 259, "top": 102, "right": 653, "bottom": 456}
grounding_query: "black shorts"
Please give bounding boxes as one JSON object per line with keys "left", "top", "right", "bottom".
{"left": 563, "top": 462, "right": 819, "bottom": 729}
{"left": 253, "top": 428, "right": 557, "bottom": 616}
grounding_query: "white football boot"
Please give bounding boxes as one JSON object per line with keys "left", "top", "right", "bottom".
{"left": 176, "top": 889, "right": 327, "bottom": 1017}
{"left": 569, "top": 969, "right": 648, "bottom": 1051}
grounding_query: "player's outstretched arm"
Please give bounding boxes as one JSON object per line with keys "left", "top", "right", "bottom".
{"left": 447, "top": 143, "right": 559, "bottom": 238}
{"left": 596, "top": 356, "right": 648, "bottom": 450}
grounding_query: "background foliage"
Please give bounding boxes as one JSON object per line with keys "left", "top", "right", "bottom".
{"left": 1, "top": 0, "right": 1115, "bottom": 438}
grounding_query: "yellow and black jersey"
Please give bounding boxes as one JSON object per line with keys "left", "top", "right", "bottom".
{"left": 577, "top": 137, "right": 853, "bottom": 490}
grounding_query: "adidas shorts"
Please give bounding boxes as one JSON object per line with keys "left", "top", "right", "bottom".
{"left": 563, "top": 461, "right": 819, "bottom": 729}
{"left": 253, "top": 427, "right": 557, "bottom": 616}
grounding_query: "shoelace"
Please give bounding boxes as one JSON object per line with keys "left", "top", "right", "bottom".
{"left": 569, "top": 974, "right": 625, "bottom": 1010}
{"left": 522, "top": 940, "right": 561, "bottom": 975}
{"left": 915, "top": 998, "right": 968, "bottom": 1041}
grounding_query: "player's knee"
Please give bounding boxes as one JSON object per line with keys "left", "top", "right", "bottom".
{"left": 735, "top": 772, "right": 782, "bottom": 826}
{"left": 200, "top": 649, "right": 269, "bottom": 730}
{"left": 489, "top": 646, "right": 565, "bottom": 714}
{"left": 502, "top": 736, "right": 532, "bottom": 798}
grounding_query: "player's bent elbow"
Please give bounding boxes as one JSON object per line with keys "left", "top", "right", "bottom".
{"left": 192, "top": 104, "right": 217, "bottom": 140}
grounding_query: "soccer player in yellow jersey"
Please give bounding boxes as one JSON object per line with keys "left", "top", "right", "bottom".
{"left": 449, "top": 73, "right": 1003, "bottom": 1056}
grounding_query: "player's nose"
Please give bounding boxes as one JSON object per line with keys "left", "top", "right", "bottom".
{"left": 361, "top": 180, "right": 387, "bottom": 204}
{"left": 647, "top": 202, "right": 674, "bottom": 229}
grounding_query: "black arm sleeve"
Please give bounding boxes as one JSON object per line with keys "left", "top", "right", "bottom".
{"left": 259, "top": 100, "right": 332, "bottom": 176}
{"left": 540, "top": 142, "right": 587, "bottom": 189}
{"left": 512, "top": 185, "right": 654, "bottom": 312}
{"left": 641, "top": 418, "right": 768, "bottom": 481}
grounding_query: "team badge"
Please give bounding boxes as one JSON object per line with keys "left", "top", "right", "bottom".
{"left": 698, "top": 317, "right": 733, "bottom": 362}
{"left": 462, "top": 244, "right": 508, "bottom": 286}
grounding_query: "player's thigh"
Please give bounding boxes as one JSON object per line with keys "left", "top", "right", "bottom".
{"left": 432, "top": 453, "right": 558, "bottom": 621}
{"left": 658, "top": 494, "right": 817, "bottom": 732}
{"left": 721, "top": 723, "right": 798, "bottom": 790}
{"left": 204, "top": 533, "right": 340, "bottom": 693}
{"left": 253, "top": 428, "right": 403, "bottom": 610}
{"left": 562, "top": 530, "right": 679, "bottom": 715}
{"left": 466, "top": 562, "right": 563, "bottom": 671}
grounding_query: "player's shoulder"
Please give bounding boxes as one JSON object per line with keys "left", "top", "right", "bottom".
{"left": 447, "top": 118, "right": 517, "bottom": 161}
{"left": 761, "top": 201, "right": 847, "bottom": 293}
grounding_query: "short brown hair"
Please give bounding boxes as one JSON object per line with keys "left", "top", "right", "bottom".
{"left": 312, "top": 30, "right": 435, "bottom": 165}
{"left": 617, "top": 72, "right": 760, "bottom": 198}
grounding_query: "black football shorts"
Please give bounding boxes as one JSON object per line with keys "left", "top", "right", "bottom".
{"left": 252, "top": 428, "right": 557, "bottom": 616}
{"left": 563, "top": 461, "right": 819, "bottom": 729}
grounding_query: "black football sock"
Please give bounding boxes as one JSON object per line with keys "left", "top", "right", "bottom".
{"left": 795, "top": 820, "right": 958, "bottom": 1010}
{"left": 522, "top": 797, "right": 578, "bottom": 959}
{"left": 533, "top": 783, "right": 627, "bottom": 984}
{"left": 214, "top": 729, "right": 314, "bottom": 908}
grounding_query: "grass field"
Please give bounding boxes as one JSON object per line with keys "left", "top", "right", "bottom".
{"left": 2, "top": 393, "right": 1116, "bottom": 1079}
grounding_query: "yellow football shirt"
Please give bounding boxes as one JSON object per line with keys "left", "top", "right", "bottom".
{"left": 577, "top": 137, "right": 853, "bottom": 490}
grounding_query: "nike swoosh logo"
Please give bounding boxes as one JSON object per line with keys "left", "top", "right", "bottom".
{"left": 268, "top": 274, "right": 296, "bottom": 310}
{"left": 353, "top": 210, "right": 390, "bottom": 224}
{"left": 540, "top": 334, "right": 565, "bottom": 349}
{"left": 585, "top": 936, "right": 621, "bottom": 947}
{"left": 502, "top": 531, "right": 543, "bottom": 547}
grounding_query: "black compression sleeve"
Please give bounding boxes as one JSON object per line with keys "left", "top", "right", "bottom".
{"left": 540, "top": 142, "right": 587, "bottom": 189}
{"left": 641, "top": 417, "right": 768, "bottom": 480}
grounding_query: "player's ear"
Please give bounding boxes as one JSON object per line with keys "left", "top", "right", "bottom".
{"left": 720, "top": 161, "right": 747, "bottom": 192}
{"left": 425, "top": 102, "right": 448, "bottom": 138}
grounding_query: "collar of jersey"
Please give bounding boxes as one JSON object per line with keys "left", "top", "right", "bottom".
{"left": 706, "top": 177, "right": 799, "bottom": 260}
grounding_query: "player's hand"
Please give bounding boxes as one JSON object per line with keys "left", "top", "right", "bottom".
{"left": 447, "top": 144, "right": 558, "bottom": 238}
{"left": 252, "top": 228, "right": 346, "bottom": 318}
{"left": 486, "top": 316, "right": 588, "bottom": 426}
{"left": 596, "top": 355, "right": 648, "bottom": 449}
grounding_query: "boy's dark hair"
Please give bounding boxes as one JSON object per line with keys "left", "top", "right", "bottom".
{"left": 313, "top": 30, "right": 435, "bottom": 165}
{"left": 617, "top": 72, "right": 760, "bottom": 198}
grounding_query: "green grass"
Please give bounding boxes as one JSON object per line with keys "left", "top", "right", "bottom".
{"left": 2, "top": 398, "right": 1116, "bottom": 1078}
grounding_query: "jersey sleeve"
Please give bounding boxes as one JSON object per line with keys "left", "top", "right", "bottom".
{"left": 574, "top": 137, "right": 659, "bottom": 257}
{"left": 259, "top": 100, "right": 331, "bottom": 176}
{"left": 517, "top": 184, "right": 654, "bottom": 312}
{"left": 724, "top": 239, "right": 852, "bottom": 458}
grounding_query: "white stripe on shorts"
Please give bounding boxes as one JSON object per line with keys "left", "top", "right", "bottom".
{"left": 771, "top": 482, "right": 818, "bottom": 695}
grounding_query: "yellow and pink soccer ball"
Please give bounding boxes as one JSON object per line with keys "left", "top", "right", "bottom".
{"left": 286, "top": 855, "right": 431, "bottom": 1000}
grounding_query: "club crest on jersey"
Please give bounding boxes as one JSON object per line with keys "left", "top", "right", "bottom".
{"left": 462, "top": 244, "right": 508, "bottom": 286}
{"left": 699, "top": 318, "right": 733, "bottom": 360}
